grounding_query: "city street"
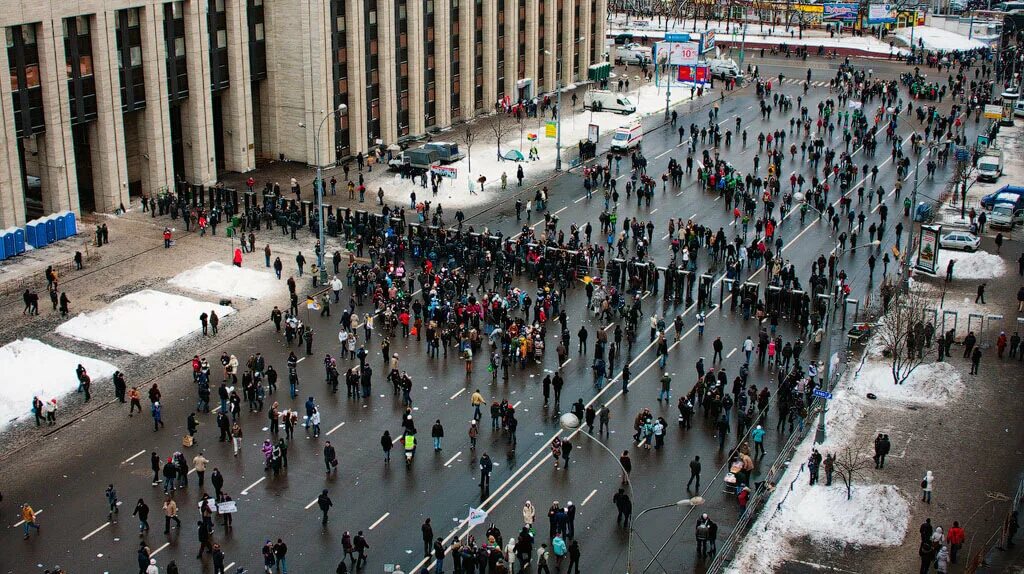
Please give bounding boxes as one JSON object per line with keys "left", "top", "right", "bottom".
{"left": 0, "top": 54, "right": 978, "bottom": 574}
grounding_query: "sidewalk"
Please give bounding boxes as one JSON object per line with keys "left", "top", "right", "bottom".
{"left": 727, "top": 236, "right": 1024, "bottom": 573}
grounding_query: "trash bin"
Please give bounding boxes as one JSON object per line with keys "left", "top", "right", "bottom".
{"left": 226, "top": 226, "right": 235, "bottom": 238}
{"left": 232, "top": 215, "right": 240, "bottom": 227}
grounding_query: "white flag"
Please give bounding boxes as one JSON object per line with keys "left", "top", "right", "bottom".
{"left": 467, "top": 507, "right": 488, "bottom": 527}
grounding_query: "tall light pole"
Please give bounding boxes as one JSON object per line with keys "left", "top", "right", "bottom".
{"left": 546, "top": 37, "right": 584, "bottom": 172}
{"left": 303, "top": 103, "right": 348, "bottom": 286}
{"left": 558, "top": 413, "right": 704, "bottom": 573}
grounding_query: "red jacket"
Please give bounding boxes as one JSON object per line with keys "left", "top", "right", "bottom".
{"left": 947, "top": 526, "right": 965, "bottom": 545}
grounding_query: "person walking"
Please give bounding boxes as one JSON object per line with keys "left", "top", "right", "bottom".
{"left": 192, "top": 452, "right": 208, "bottom": 488}
{"left": 324, "top": 441, "right": 338, "bottom": 474}
{"left": 317, "top": 490, "right": 333, "bottom": 526}
{"left": 273, "top": 538, "right": 289, "bottom": 573}
{"left": 479, "top": 452, "right": 493, "bottom": 488}
{"left": 688, "top": 456, "right": 701, "bottom": 490}
{"left": 21, "top": 503, "right": 41, "bottom": 539}
{"left": 105, "top": 484, "right": 119, "bottom": 522}
{"left": 922, "top": 470, "right": 934, "bottom": 503}
{"left": 431, "top": 419, "right": 445, "bottom": 452}
{"left": 162, "top": 497, "right": 181, "bottom": 534}
{"left": 133, "top": 498, "right": 151, "bottom": 534}
{"left": 421, "top": 518, "right": 434, "bottom": 557}
{"left": 613, "top": 488, "right": 632, "bottom": 527}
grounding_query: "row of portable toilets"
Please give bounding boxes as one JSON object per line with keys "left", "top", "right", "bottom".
{"left": 0, "top": 211, "right": 78, "bottom": 261}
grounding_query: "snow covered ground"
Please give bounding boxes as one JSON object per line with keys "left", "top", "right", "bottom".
{"left": 935, "top": 122, "right": 1023, "bottom": 230}
{"left": 384, "top": 79, "right": 697, "bottom": 211}
{"left": 56, "top": 290, "right": 235, "bottom": 356}
{"left": 937, "top": 249, "right": 1007, "bottom": 280}
{"left": 894, "top": 25, "right": 987, "bottom": 52}
{"left": 0, "top": 339, "right": 118, "bottom": 428}
{"left": 852, "top": 349, "right": 964, "bottom": 406}
{"left": 170, "top": 261, "right": 284, "bottom": 300}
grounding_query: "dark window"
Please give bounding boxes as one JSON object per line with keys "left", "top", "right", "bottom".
{"left": 248, "top": 0, "right": 267, "bottom": 80}
{"left": 331, "top": 0, "right": 350, "bottom": 159}
{"left": 6, "top": 25, "right": 45, "bottom": 137}
{"left": 208, "top": 0, "right": 229, "bottom": 91}
{"left": 165, "top": 1, "right": 189, "bottom": 101}
{"left": 63, "top": 16, "right": 97, "bottom": 125}
{"left": 115, "top": 8, "right": 146, "bottom": 112}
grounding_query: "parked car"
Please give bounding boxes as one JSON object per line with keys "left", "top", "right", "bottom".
{"left": 976, "top": 152, "right": 1004, "bottom": 182}
{"left": 939, "top": 231, "right": 981, "bottom": 252}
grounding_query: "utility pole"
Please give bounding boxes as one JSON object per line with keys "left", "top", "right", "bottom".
{"left": 555, "top": 56, "right": 563, "bottom": 171}
{"left": 664, "top": 63, "right": 673, "bottom": 119}
{"left": 738, "top": 23, "right": 747, "bottom": 73}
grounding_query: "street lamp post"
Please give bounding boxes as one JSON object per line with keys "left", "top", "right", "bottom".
{"left": 305, "top": 103, "right": 349, "bottom": 286}
{"left": 558, "top": 413, "right": 704, "bottom": 573}
{"left": 547, "top": 37, "right": 584, "bottom": 172}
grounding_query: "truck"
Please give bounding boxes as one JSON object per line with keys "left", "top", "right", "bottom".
{"left": 610, "top": 121, "right": 643, "bottom": 152}
{"left": 976, "top": 151, "right": 1003, "bottom": 182}
{"left": 614, "top": 43, "right": 652, "bottom": 65}
{"left": 388, "top": 147, "right": 442, "bottom": 171}
{"left": 583, "top": 90, "right": 637, "bottom": 114}
{"left": 423, "top": 142, "right": 465, "bottom": 163}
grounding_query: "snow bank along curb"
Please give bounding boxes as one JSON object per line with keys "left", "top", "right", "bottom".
{"left": 0, "top": 339, "right": 118, "bottom": 428}
{"left": 170, "top": 261, "right": 284, "bottom": 300}
{"left": 56, "top": 290, "right": 235, "bottom": 356}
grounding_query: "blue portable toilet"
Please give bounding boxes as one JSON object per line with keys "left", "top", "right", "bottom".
{"left": 44, "top": 216, "right": 57, "bottom": 243}
{"left": 24, "top": 220, "right": 42, "bottom": 248}
{"left": 13, "top": 226, "right": 25, "bottom": 254}
{"left": 55, "top": 213, "right": 68, "bottom": 240}
{"left": 0, "top": 230, "right": 8, "bottom": 261}
{"left": 65, "top": 211, "right": 78, "bottom": 237}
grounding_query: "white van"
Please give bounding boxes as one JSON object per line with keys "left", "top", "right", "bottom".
{"left": 615, "top": 44, "right": 652, "bottom": 65}
{"left": 1014, "top": 100, "right": 1024, "bottom": 117}
{"left": 977, "top": 152, "right": 1003, "bottom": 182}
{"left": 583, "top": 90, "right": 637, "bottom": 114}
{"left": 610, "top": 122, "right": 643, "bottom": 152}
{"left": 708, "top": 58, "right": 741, "bottom": 79}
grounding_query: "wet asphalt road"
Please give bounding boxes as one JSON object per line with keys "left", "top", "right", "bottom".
{"left": 0, "top": 56, "right": 970, "bottom": 574}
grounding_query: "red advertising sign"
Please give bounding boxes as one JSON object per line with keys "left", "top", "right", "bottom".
{"left": 677, "top": 66, "right": 709, "bottom": 84}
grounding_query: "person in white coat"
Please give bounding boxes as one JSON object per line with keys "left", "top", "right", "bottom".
{"left": 523, "top": 500, "right": 536, "bottom": 527}
{"left": 330, "top": 276, "right": 343, "bottom": 303}
{"left": 935, "top": 543, "right": 950, "bottom": 573}
{"left": 922, "top": 470, "right": 934, "bottom": 504}
{"left": 145, "top": 558, "right": 160, "bottom": 574}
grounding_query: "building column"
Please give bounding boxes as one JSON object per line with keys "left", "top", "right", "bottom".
{"left": 560, "top": 0, "right": 575, "bottom": 83}
{"left": 408, "top": 0, "right": 425, "bottom": 136}
{"left": 543, "top": 0, "right": 556, "bottom": 93}
{"left": 90, "top": 11, "right": 130, "bottom": 213}
{"left": 434, "top": 0, "right": 451, "bottom": 127}
{"left": 139, "top": 4, "right": 175, "bottom": 198}
{"left": 525, "top": 0, "right": 538, "bottom": 94}
{"left": 578, "top": 0, "right": 592, "bottom": 73}
{"left": 594, "top": 0, "right": 607, "bottom": 63}
{"left": 183, "top": 0, "right": 216, "bottom": 185}
{"left": 0, "top": 45, "right": 26, "bottom": 227}
{"left": 223, "top": 0, "right": 256, "bottom": 173}
{"left": 482, "top": 0, "right": 497, "bottom": 108}
{"left": 346, "top": 0, "right": 368, "bottom": 154}
{"left": 505, "top": 0, "right": 518, "bottom": 98}
{"left": 377, "top": 0, "right": 397, "bottom": 144}
{"left": 36, "top": 19, "right": 78, "bottom": 215}
{"left": 459, "top": 0, "right": 473, "bottom": 118}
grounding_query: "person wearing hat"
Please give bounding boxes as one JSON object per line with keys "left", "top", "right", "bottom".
{"left": 146, "top": 558, "right": 160, "bottom": 574}
{"left": 752, "top": 425, "right": 766, "bottom": 457}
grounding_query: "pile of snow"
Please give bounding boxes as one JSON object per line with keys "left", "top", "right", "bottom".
{"left": 56, "top": 290, "right": 234, "bottom": 356}
{"left": 170, "top": 261, "right": 283, "bottom": 300}
{"left": 0, "top": 339, "right": 118, "bottom": 427}
{"left": 937, "top": 250, "right": 1006, "bottom": 280}
{"left": 853, "top": 358, "right": 964, "bottom": 406}
{"left": 895, "top": 26, "right": 987, "bottom": 52}
{"left": 781, "top": 484, "right": 910, "bottom": 548}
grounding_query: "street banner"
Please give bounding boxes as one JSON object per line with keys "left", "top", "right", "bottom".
{"left": 545, "top": 122, "right": 557, "bottom": 139}
{"left": 702, "top": 31, "right": 716, "bottom": 53}
{"left": 915, "top": 224, "right": 940, "bottom": 274}
{"left": 867, "top": 3, "right": 896, "bottom": 23}
{"left": 467, "top": 507, "right": 488, "bottom": 527}
{"left": 430, "top": 165, "right": 457, "bottom": 179}
{"left": 823, "top": 3, "right": 858, "bottom": 21}
{"left": 216, "top": 501, "right": 237, "bottom": 514}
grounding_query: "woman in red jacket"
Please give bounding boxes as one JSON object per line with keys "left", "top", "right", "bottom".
{"left": 947, "top": 521, "right": 965, "bottom": 564}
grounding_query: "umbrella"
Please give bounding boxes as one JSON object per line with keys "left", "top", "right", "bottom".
{"left": 503, "top": 149, "right": 525, "bottom": 162}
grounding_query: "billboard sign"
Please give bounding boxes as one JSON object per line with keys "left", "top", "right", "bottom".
{"left": 915, "top": 224, "right": 941, "bottom": 274}
{"left": 430, "top": 165, "right": 457, "bottom": 179}
{"left": 867, "top": 3, "right": 897, "bottom": 23}
{"left": 678, "top": 65, "right": 710, "bottom": 84}
{"left": 702, "top": 31, "right": 716, "bottom": 53}
{"left": 823, "top": 3, "right": 858, "bottom": 21}
{"left": 655, "top": 41, "right": 700, "bottom": 67}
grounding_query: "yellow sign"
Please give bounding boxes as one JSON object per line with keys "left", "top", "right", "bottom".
{"left": 796, "top": 4, "right": 824, "bottom": 13}
{"left": 545, "top": 121, "right": 558, "bottom": 139}
{"left": 984, "top": 104, "right": 1002, "bottom": 119}
{"left": 891, "top": 245, "right": 901, "bottom": 259}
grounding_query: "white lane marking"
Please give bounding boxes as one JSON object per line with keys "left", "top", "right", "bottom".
{"left": 240, "top": 477, "right": 266, "bottom": 495}
{"left": 726, "top": 347, "right": 737, "bottom": 359}
{"left": 393, "top": 436, "right": 402, "bottom": 444}
{"left": 188, "top": 467, "right": 197, "bottom": 475}
{"left": 296, "top": 357, "right": 306, "bottom": 363}
{"left": 326, "top": 421, "right": 346, "bottom": 436}
{"left": 122, "top": 450, "right": 146, "bottom": 464}
{"left": 560, "top": 358, "right": 572, "bottom": 368}
{"left": 650, "top": 208, "right": 659, "bottom": 214}
{"left": 305, "top": 497, "right": 320, "bottom": 510}
{"left": 369, "top": 512, "right": 390, "bottom": 530}
{"left": 12, "top": 509, "right": 43, "bottom": 527}
{"left": 150, "top": 542, "right": 171, "bottom": 556}
{"left": 225, "top": 563, "right": 236, "bottom": 572}
{"left": 450, "top": 388, "right": 466, "bottom": 400}
{"left": 81, "top": 521, "right": 111, "bottom": 541}
{"left": 581, "top": 489, "right": 599, "bottom": 507}
{"left": 512, "top": 401, "right": 522, "bottom": 409}
{"left": 444, "top": 451, "right": 463, "bottom": 467}
{"left": 654, "top": 149, "right": 671, "bottom": 160}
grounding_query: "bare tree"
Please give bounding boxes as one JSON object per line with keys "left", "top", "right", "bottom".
{"left": 833, "top": 447, "right": 872, "bottom": 500}
{"left": 876, "top": 286, "right": 929, "bottom": 385}
{"left": 460, "top": 128, "right": 476, "bottom": 173}
{"left": 952, "top": 158, "right": 978, "bottom": 220}
{"left": 489, "top": 112, "right": 518, "bottom": 162}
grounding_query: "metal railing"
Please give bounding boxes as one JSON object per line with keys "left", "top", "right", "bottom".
{"left": 0, "top": 245, "right": 96, "bottom": 298}
{"left": 706, "top": 353, "right": 850, "bottom": 573}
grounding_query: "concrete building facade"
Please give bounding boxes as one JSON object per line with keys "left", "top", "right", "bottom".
{"left": 0, "top": 0, "right": 605, "bottom": 226}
